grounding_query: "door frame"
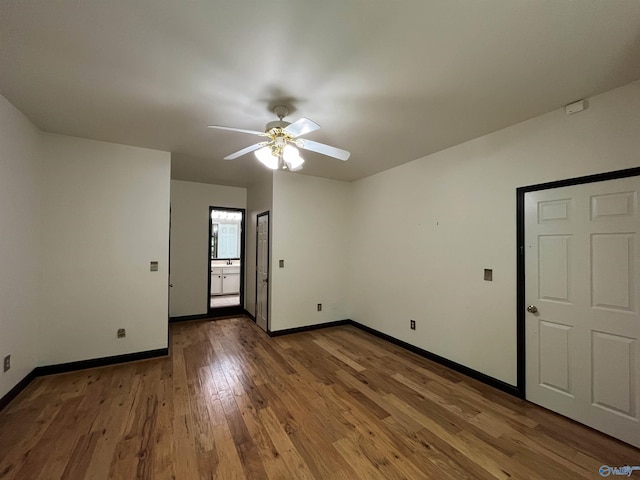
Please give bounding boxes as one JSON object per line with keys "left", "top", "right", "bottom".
{"left": 256, "top": 211, "right": 270, "bottom": 331}
{"left": 515, "top": 166, "right": 640, "bottom": 398}
{"left": 207, "top": 206, "right": 246, "bottom": 318}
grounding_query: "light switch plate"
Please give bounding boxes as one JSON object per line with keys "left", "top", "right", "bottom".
{"left": 150, "top": 261, "right": 158, "bottom": 272}
{"left": 279, "top": 259, "right": 284, "bottom": 268}
{"left": 484, "top": 269, "right": 493, "bottom": 281}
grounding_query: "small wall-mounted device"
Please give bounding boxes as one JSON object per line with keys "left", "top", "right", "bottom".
{"left": 317, "top": 303, "right": 322, "bottom": 312}
{"left": 279, "top": 259, "right": 284, "bottom": 268}
{"left": 484, "top": 269, "right": 493, "bottom": 281}
{"left": 117, "top": 328, "right": 126, "bottom": 338}
{"left": 150, "top": 261, "right": 159, "bottom": 272}
{"left": 565, "top": 99, "right": 585, "bottom": 115}
{"left": 410, "top": 320, "right": 416, "bottom": 330}
{"left": 3, "top": 355, "right": 10, "bottom": 372}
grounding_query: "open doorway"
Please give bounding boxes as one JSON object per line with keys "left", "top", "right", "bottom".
{"left": 208, "top": 206, "right": 245, "bottom": 317}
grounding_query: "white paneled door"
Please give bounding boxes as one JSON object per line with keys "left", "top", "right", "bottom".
{"left": 525, "top": 176, "right": 640, "bottom": 447}
{"left": 256, "top": 213, "right": 269, "bottom": 331}
{"left": 218, "top": 223, "right": 239, "bottom": 258}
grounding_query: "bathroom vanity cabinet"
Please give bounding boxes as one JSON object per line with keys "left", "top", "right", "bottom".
{"left": 211, "top": 266, "right": 240, "bottom": 295}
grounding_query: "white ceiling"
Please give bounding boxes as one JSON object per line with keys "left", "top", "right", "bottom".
{"left": 2, "top": 1, "right": 640, "bottom": 187}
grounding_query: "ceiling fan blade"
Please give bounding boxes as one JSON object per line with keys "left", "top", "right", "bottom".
{"left": 208, "top": 125, "right": 264, "bottom": 136}
{"left": 223, "top": 143, "right": 266, "bottom": 160}
{"left": 284, "top": 118, "right": 320, "bottom": 138}
{"left": 297, "top": 139, "right": 351, "bottom": 161}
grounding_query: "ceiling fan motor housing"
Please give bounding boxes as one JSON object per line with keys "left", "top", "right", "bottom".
{"left": 265, "top": 120, "right": 291, "bottom": 132}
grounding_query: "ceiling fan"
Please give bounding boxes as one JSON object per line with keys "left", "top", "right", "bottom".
{"left": 208, "top": 106, "right": 350, "bottom": 172}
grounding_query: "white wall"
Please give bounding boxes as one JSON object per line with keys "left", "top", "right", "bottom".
{"left": 169, "top": 180, "right": 246, "bottom": 317}
{"left": 0, "top": 96, "right": 41, "bottom": 397}
{"left": 4, "top": 78, "right": 639, "bottom": 393}
{"left": 245, "top": 171, "right": 273, "bottom": 319}
{"left": 38, "top": 134, "right": 171, "bottom": 366}
{"left": 349, "top": 80, "right": 640, "bottom": 385}
{"left": 271, "top": 171, "right": 351, "bottom": 331}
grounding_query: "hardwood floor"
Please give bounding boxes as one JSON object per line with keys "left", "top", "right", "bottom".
{"left": 0, "top": 317, "right": 636, "bottom": 479}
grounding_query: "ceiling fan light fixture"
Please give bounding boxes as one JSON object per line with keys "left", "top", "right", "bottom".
{"left": 285, "top": 158, "right": 304, "bottom": 172}
{"left": 283, "top": 144, "right": 304, "bottom": 171}
{"left": 255, "top": 146, "right": 279, "bottom": 170}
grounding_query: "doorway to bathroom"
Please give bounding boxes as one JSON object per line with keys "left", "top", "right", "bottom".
{"left": 208, "top": 206, "right": 245, "bottom": 317}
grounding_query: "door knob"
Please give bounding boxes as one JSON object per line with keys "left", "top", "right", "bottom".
{"left": 169, "top": 284, "right": 173, "bottom": 288}
{"left": 527, "top": 305, "right": 538, "bottom": 313}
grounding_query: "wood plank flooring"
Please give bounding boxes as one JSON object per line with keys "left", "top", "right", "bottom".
{"left": 0, "top": 317, "right": 636, "bottom": 479}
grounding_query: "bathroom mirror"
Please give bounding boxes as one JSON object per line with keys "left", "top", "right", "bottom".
{"left": 211, "top": 210, "right": 242, "bottom": 259}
